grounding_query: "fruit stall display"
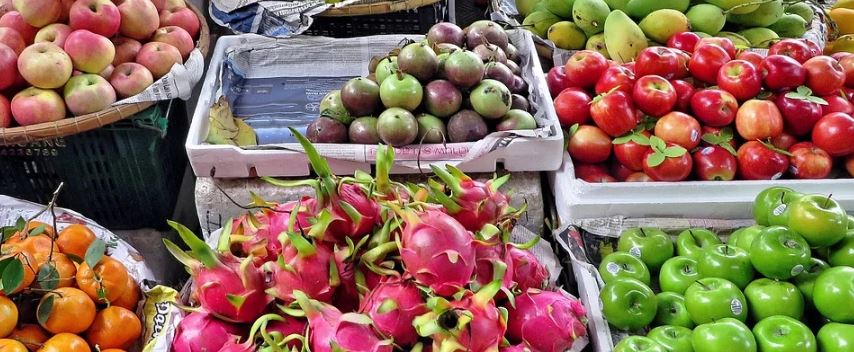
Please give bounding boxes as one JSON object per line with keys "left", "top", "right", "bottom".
{"left": 559, "top": 186, "right": 854, "bottom": 352}
{"left": 826, "top": 0, "right": 854, "bottom": 55}
{"left": 153, "top": 130, "right": 589, "bottom": 352}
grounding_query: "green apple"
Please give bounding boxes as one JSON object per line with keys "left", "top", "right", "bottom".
{"left": 817, "top": 323, "right": 854, "bottom": 352}
{"left": 813, "top": 266, "right": 854, "bottom": 323}
{"left": 728, "top": 225, "right": 766, "bottom": 253}
{"left": 648, "top": 325, "right": 693, "bottom": 352}
{"left": 654, "top": 292, "right": 694, "bottom": 328}
{"left": 829, "top": 231, "right": 854, "bottom": 267}
{"left": 788, "top": 194, "right": 848, "bottom": 248}
{"left": 599, "top": 252, "right": 651, "bottom": 285}
{"left": 676, "top": 228, "right": 721, "bottom": 259}
{"left": 600, "top": 278, "right": 658, "bottom": 331}
{"left": 685, "top": 277, "right": 748, "bottom": 324}
{"left": 792, "top": 257, "right": 830, "bottom": 303}
{"left": 848, "top": 215, "right": 854, "bottom": 229}
{"left": 614, "top": 336, "right": 667, "bottom": 352}
{"left": 768, "top": 191, "right": 804, "bottom": 227}
{"left": 618, "top": 227, "right": 674, "bottom": 272}
{"left": 692, "top": 318, "right": 757, "bottom": 352}
{"left": 752, "top": 315, "right": 816, "bottom": 352}
{"left": 753, "top": 186, "right": 802, "bottom": 226}
{"left": 744, "top": 278, "right": 804, "bottom": 321}
{"left": 749, "top": 226, "right": 811, "bottom": 280}
{"left": 697, "top": 244, "right": 755, "bottom": 289}
{"left": 659, "top": 256, "right": 701, "bottom": 295}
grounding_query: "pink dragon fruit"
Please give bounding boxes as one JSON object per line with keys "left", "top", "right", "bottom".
{"left": 506, "top": 289, "right": 588, "bottom": 352}
{"left": 164, "top": 221, "right": 270, "bottom": 323}
{"left": 332, "top": 260, "right": 361, "bottom": 312}
{"left": 231, "top": 198, "right": 318, "bottom": 265}
{"left": 217, "top": 336, "right": 255, "bottom": 352}
{"left": 396, "top": 207, "right": 476, "bottom": 297}
{"left": 414, "top": 279, "right": 507, "bottom": 352}
{"left": 217, "top": 314, "right": 306, "bottom": 352}
{"left": 171, "top": 311, "right": 242, "bottom": 352}
{"left": 429, "top": 164, "right": 513, "bottom": 232}
{"left": 293, "top": 291, "right": 394, "bottom": 352}
{"left": 508, "top": 247, "right": 548, "bottom": 291}
{"left": 264, "top": 317, "right": 308, "bottom": 349}
{"left": 473, "top": 240, "right": 515, "bottom": 293}
{"left": 500, "top": 345, "right": 533, "bottom": 352}
{"left": 359, "top": 277, "right": 428, "bottom": 346}
{"left": 263, "top": 223, "right": 341, "bottom": 304}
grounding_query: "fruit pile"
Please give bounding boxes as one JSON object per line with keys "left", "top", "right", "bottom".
{"left": 168, "top": 129, "right": 588, "bottom": 352}
{"left": 0, "top": 221, "right": 142, "bottom": 351}
{"left": 519, "top": 0, "right": 814, "bottom": 56}
{"left": 598, "top": 186, "right": 854, "bottom": 351}
{"left": 304, "top": 20, "right": 537, "bottom": 146}
{"left": 551, "top": 34, "right": 854, "bottom": 182}
{"left": 827, "top": 0, "right": 854, "bottom": 55}
{"left": 0, "top": 0, "right": 200, "bottom": 128}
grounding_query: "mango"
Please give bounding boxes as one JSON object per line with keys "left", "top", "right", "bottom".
{"left": 585, "top": 33, "right": 610, "bottom": 58}
{"left": 548, "top": 21, "right": 587, "bottom": 49}
{"left": 604, "top": 0, "right": 630, "bottom": 11}
{"left": 785, "top": 2, "right": 814, "bottom": 23}
{"left": 693, "top": 31, "right": 711, "bottom": 38}
{"left": 717, "top": 31, "right": 751, "bottom": 49}
{"left": 523, "top": 11, "right": 562, "bottom": 37}
{"left": 543, "top": 0, "right": 575, "bottom": 18}
{"left": 604, "top": 10, "right": 648, "bottom": 63}
{"left": 705, "top": 0, "right": 760, "bottom": 14}
{"left": 516, "top": 0, "right": 542, "bottom": 17}
{"left": 639, "top": 9, "right": 689, "bottom": 44}
{"left": 727, "top": 0, "right": 784, "bottom": 27}
{"left": 686, "top": 4, "right": 726, "bottom": 35}
{"left": 833, "top": 0, "right": 854, "bottom": 10}
{"left": 738, "top": 27, "right": 779, "bottom": 48}
{"left": 572, "top": 0, "right": 611, "bottom": 35}
{"left": 625, "top": 0, "right": 689, "bottom": 19}
{"left": 830, "top": 8, "right": 854, "bottom": 35}
{"left": 828, "top": 34, "right": 854, "bottom": 54}
{"left": 768, "top": 13, "right": 807, "bottom": 38}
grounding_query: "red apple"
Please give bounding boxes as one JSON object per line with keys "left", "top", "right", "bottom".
{"left": 846, "top": 154, "right": 854, "bottom": 177}
{"left": 840, "top": 55, "right": 854, "bottom": 88}
{"left": 632, "top": 75, "right": 676, "bottom": 116}
{"left": 625, "top": 172, "right": 653, "bottom": 182}
{"left": 803, "top": 56, "right": 846, "bottom": 96}
{"left": 695, "top": 37, "right": 737, "bottom": 58}
{"left": 595, "top": 65, "right": 635, "bottom": 94}
{"left": 667, "top": 32, "right": 700, "bottom": 53}
{"left": 670, "top": 79, "right": 694, "bottom": 112}
{"left": 583, "top": 173, "right": 617, "bottom": 183}
{"left": 761, "top": 54, "right": 806, "bottom": 91}
{"left": 843, "top": 87, "right": 854, "bottom": 100}
{"left": 774, "top": 88, "right": 824, "bottom": 136}
{"left": 821, "top": 93, "right": 854, "bottom": 116}
{"left": 164, "top": 0, "right": 187, "bottom": 11}
{"left": 574, "top": 163, "right": 611, "bottom": 182}
{"left": 564, "top": 50, "right": 609, "bottom": 89}
{"left": 717, "top": 60, "right": 762, "bottom": 101}
{"left": 10, "top": 87, "right": 65, "bottom": 126}
{"left": 673, "top": 49, "right": 691, "bottom": 79}
{"left": 771, "top": 131, "right": 797, "bottom": 151}
{"left": 0, "top": 11, "right": 38, "bottom": 43}
{"left": 34, "top": 23, "right": 71, "bottom": 48}
{"left": 788, "top": 142, "right": 832, "bottom": 179}
{"left": 151, "top": 25, "right": 192, "bottom": 61}
{"left": 567, "top": 125, "right": 612, "bottom": 164}
{"left": 812, "top": 112, "right": 854, "bottom": 157}
{"left": 769, "top": 39, "right": 813, "bottom": 63}
{"left": 135, "top": 41, "right": 182, "bottom": 79}
{"left": 112, "top": 36, "right": 141, "bottom": 66}
{"left": 159, "top": 6, "right": 200, "bottom": 39}
{"left": 118, "top": 0, "right": 160, "bottom": 40}
{"left": 803, "top": 39, "right": 822, "bottom": 58}
{"left": 635, "top": 47, "right": 679, "bottom": 79}
{"left": 735, "top": 99, "right": 784, "bottom": 140}
{"left": 0, "top": 93, "right": 8, "bottom": 127}
{"left": 689, "top": 44, "right": 731, "bottom": 84}
{"left": 693, "top": 145, "right": 737, "bottom": 181}
{"left": 701, "top": 126, "right": 737, "bottom": 150}
{"left": 737, "top": 141, "right": 789, "bottom": 180}
{"left": 643, "top": 140, "right": 693, "bottom": 181}
{"left": 610, "top": 158, "right": 634, "bottom": 181}
{"left": 69, "top": 0, "right": 121, "bottom": 37}
{"left": 614, "top": 130, "right": 652, "bottom": 171}
{"left": 0, "top": 0, "right": 11, "bottom": 18}
{"left": 11, "top": 0, "right": 61, "bottom": 28}
{"left": 63, "top": 73, "right": 115, "bottom": 116}
{"left": 64, "top": 29, "right": 115, "bottom": 74}
{"left": 691, "top": 89, "right": 738, "bottom": 127}
{"left": 554, "top": 87, "right": 591, "bottom": 126}
{"left": 18, "top": 42, "right": 72, "bottom": 89}
{"left": 59, "top": 0, "right": 74, "bottom": 22}
{"left": 0, "top": 27, "right": 22, "bottom": 54}
{"left": 589, "top": 89, "right": 638, "bottom": 137}
{"left": 109, "top": 62, "right": 153, "bottom": 98}
{"left": 832, "top": 52, "right": 852, "bottom": 61}
{"left": 151, "top": 0, "right": 167, "bottom": 11}
{"left": 736, "top": 51, "right": 764, "bottom": 68}
{"left": 546, "top": 65, "right": 572, "bottom": 98}
{"left": 655, "top": 111, "right": 701, "bottom": 149}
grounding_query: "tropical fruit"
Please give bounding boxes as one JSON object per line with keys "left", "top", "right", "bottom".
{"left": 603, "top": 10, "right": 648, "bottom": 63}
{"left": 639, "top": 9, "right": 689, "bottom": 44}
{"left": 572, "top": 0, "right": 611, "bottom": 35}
{"left": 686, "top": 4, "right": 726, "bottom": 36}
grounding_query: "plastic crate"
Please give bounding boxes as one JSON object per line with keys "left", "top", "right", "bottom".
{"left": 303, "top": 2, "right": 448, "bottom": 37}
{"left": 0, "top": 100, "right": 188, "bottom": 230}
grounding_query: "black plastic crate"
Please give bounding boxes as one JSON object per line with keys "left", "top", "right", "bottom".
{"left": 0, "top": 100, "right": 188, "bottom": 230}
{"left": 303, "top": 1, "right": 448, "bottom": 37}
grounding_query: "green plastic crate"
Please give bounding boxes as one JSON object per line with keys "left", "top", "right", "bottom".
{"left": 0, "top": 100, "right": 188, "bottom": 230}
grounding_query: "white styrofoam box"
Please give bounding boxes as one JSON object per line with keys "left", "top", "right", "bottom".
{"left": 549, "top": 153, "right": 854, "bottom": 226}
{"left": 186, "top": 31, "right": 563, "bottom": 178}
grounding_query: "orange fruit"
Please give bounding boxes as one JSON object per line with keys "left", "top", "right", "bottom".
{"left": 85, "top": 306, "right": 141, "bottom": 349}
{"left": 38, "top": 287, "right": 96, "bottom": 334}
{"left": 111, "top": 276, "right": 140, "bottom": 311}
{"left": 50, "top": 253, "right": 76, "bottom": 288}
{"left": 17, "top": 236, "right": 59, "bottom": 269}
{"left": 100, "top": 350, "right": 126, "bottom": 352}
{"left": 56, "top": 225, "right": 96, "bottom": 259}
{"left": 0, "top": 250, "right": 36, "bottom": 294}
{"left": 0, "top": 339, "right": 27, "bottom": 352}
{"left": 75, "top": 256, "right": 129, "bottom": 304}
{"left": 37, "top": 333, "right": 90, "bottom": 352}
{"left": 6, "top": 222, "right": 56, "bottom": 245}
{"left": 0, "top": 297, "right": 17, "bottom": 338}
{"left": 7, "top": 324, "right": 48, "bottom": 351}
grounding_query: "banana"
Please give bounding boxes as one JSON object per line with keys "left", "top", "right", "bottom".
{"left": 205, "top": 96, "right": 257, "bottom": 146}
{"left": 603, "top": 10, "right": 648, "bottom": 63}
{"left": 234, "top": 119, "right": 258, "bottom": 146}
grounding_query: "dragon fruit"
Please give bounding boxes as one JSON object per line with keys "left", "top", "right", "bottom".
{"left": 293, "top": 291, "right": 393, "bottom": 352}
{"left": 172, "top": 311, "right": 242, "bottom": 352}
{"left": 473, "top": 240, "right": 514, "bottom": 293}
{"left": 500, "top": 345, "right": 533, "bottom": 352}
{"left": 264, "top": 317, "right": 307, "bottom": 349}
{"left": 508, "top": 247, "right": 548, "bottom": 291}
{"left": 506, "top": 289, "right": 588, "bottom": 352}
{"left": 396, "top": 207, "right": 476, "bottom": 297}
{"left": 164, "top": 221, "right": 270, "bottom": 323}
{"left": 217, "top": 314, "right": 306, "bottom": 352}
{"left": 231, "top": 198, "right": 319, "bottom": 265}
{"left": 429, "top": 164, "right": 513, "bottom": 232}
{"left": 414, "top": 279, "right": 507, "bottom": 352}
{"left": 263, "top": 217, "right": 341, "bottom": 303}
{"left": 359, "top": 277, "right": 428, "bottom": 346}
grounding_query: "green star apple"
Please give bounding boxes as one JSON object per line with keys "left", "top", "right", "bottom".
{"left": 753, "top": 186, "right": 802, "bottom": 226}
{"left": 697, "top": 244, "right": 755, "bottom": 289}
{"left": 749, "top": 226, "right": 811, "bottom": 280}
{"left": 618, "top": 227, "right": 674, "bottom": 272}
{"left": 599, "top": 252, "right": 652, "bottom": 285}
{"left": 727, "top": 225, "right": 766, "bottom": 253}
{"left": 813, "top": 266, "right": 854, "bottom": 323}
{"left": 676, "top": 228, "right": 721, "bottom": 259}
{"left": 744, "top": 278, "right": 804, "bottom": 321}
{"left": 614, "top": 336, "right": 667, "bottom": 352}
{"left": 829, "top": 231, "right": 854, "bottom": 267}
{"left": 753, "top": 315, "right": 816, "bottom": 352}
{"left": 692, "top": 318, "right": 757, "bottom": 352}
{"left": 792, "top": 257, "right": 830, "bottom": 303}
{"left": 788, "top": 194, "right": 848, "bottom": 248}
{"left": 654, "top": 292, "right": 694, "bottom": 328}
{"left": 685, "top": 277, "right": 748, "bottom": 324}
{"left": 648, "top": 325, "right": 693, "bottom": 352}
{"left": 817, "top": 323, "right": 854, "bottom": 352}
{"left": 659, "top": 256, "right": 701, "bottom": 295}
{"left": 601, "top": 278, "right": 658, "bottom": 331}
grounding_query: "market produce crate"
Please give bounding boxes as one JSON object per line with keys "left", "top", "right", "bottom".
{"left": 185, "top": 30, "right": 563, "bottom": 177}
{"left": 0, "top": 101, "right": 188, "bottom": 230}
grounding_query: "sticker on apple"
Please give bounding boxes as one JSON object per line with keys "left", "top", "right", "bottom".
{"left": 791, "top": 264, "right": 804, "bottom": 277}
{"left": 606, "top": 262, "right": 621, "bottom": 275}
{"left": 629, "top": 247, "right": 642, "bottom": 258}
{"left": 772, "top": 204, "right": 787, "bottom": 216}
{"left": 731, "top": 299, "right": 743, "bottom": 315}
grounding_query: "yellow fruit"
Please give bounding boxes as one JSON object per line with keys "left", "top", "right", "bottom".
{"left": 829, "top": 34, "right": 854, "bottom": 54}
{"left": 830, "top": 8, "right": 854, "bottom": 35}
{"left": 547, "top": 21, "right": 587, "bottom": 50}
{"left": 0, "top": 297, "right": 17, "bottom": 338}
{"left": 833, "top": 0, "right": 854, "bottom": 10}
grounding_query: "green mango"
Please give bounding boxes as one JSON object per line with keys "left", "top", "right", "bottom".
{"left": 516, "top": 0, "right": 542, "bottom": 17}
{"left": 693, "top": 31, "right": 711, "bottom": 38}
{"left": 639, "top": 9, "right": 690, "bottom": 44}
{"left": 717, "top": 31, "right": 751, "bottom": 48}
{"left": 705, "top": 0, "right": 760, "bottom": 14}
{"left": 604, "top": 10, "right": 648, "bottom": 63}
{"left": 686, "top": 4, "right": 726, "bottom": 35}
{"left": 523, "top": 11, "right": 562, "bottom": 37}
{"left": 572, "top": 0, "right": 611, "bottom": 35}
{"left": 543, "top": 0, "right": 575, "bottom": 18}
{"left": 585, "top": 33, "right": 610, "bottom": 58}
{"left": 739, "top": 27, "right": 779, "bottom": 48}
{"left": 604, "top": 0, "right": 630, "bottom": 11}
{"left": 548, "top": 21, "right": 588, "bottom": 49}
{"left": 769, "top": 13, "right": 808, "bottom": 38}
{"left": 786, "top": 2, "right": 814, "bottom": 23}
{"left": 625, "top": 0, "right": 689, "bottom": 19}
{"left": 727, "top": 0, "right": 784, "bottom": 27}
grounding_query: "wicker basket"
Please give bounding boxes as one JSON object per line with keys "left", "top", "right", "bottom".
{"left": 0, "top": 1, "right": 210, "bottom": 146}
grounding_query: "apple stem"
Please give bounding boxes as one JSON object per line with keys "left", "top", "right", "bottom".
{"left": 697, "top": 280, "right": 709, "bottom": 290}
{"left": 639, "top": 228, "right": 647, "bottom": 237}
{"left": 723, "top": 245, "right": 730, "bottom": 255}
{"left": 824, "top": 194, "right": 833, "bottom": 208}
{"left": 780, "top": 192, "right": 786, "bottom": 204}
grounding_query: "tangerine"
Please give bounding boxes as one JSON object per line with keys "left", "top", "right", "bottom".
{"left": 38, "top": 287, "right": 96, "bottom": 334}
{"left": 85, "top": 306, "right": 141, "bottom": 349}
{"left": 111, "top": 276, "right": 140, "bottom": 311}
{"left": 18, "top": 236, "right": 59, "bottom": 269}
{"left": 75, "top": 256, "right": 129, "bottom": 304}
{"left": 37, "top": 333, "right": 90, "bottom": 352}
{"left": 7, "top": 324, "right": 47, "bottom": 351}
{"left": 56, "top": 225, "right": 96, "bottom": 259}
{"left": 0, "top": 339, "right": 27, "bottom": 352}
{"left": 100, "top": 350, "right": 126, "bottom": 352}
{"left": 0, "top": 250, "right": 37, "bottom": 294}
{"left": 50, "top": 254, "right": 76, "bottom": 288}
{"left": 0, "top": 297, "right": 17, "bottom": 337}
